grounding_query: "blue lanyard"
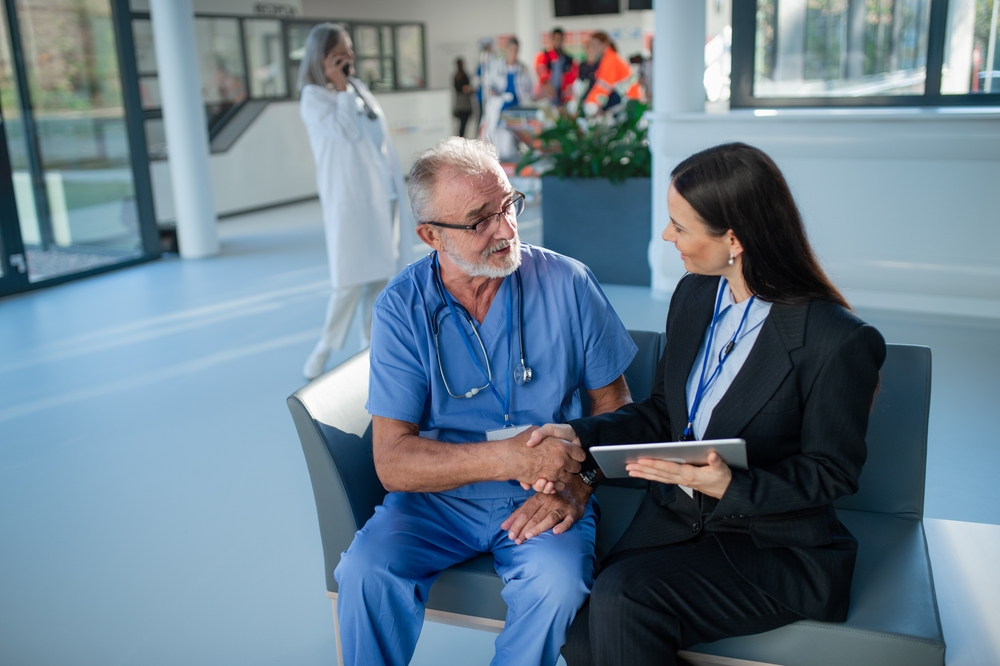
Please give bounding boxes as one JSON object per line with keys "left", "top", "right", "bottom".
{"left": 437, "top": 255, "right": 514, "bottom": 425}
{"left": 683, "top": 278, "right": 756, "bottom": 440}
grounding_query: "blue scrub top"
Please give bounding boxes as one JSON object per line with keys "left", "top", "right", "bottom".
{"left": 367, "top": 244, "right": 637, "bottom": 499}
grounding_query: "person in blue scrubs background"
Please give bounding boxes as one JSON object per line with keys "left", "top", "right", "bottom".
{"left": 482, "top": 37, "right": 533, "bottom": 160}
{"left": 333, "top": 137, "right": 637, "bottom": 666}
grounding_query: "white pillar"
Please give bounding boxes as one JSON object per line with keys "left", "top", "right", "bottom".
{"left": 648, "top": 0, "right": 706, "bottom": 293}
{"left": 150, "top": 0, "right": 219, "bottom": 258}
{"left": 514, "top": 0, "right": 540, "bottom": 74}
{"left": 655, "top": 1, "right": 706, "bottom": 115}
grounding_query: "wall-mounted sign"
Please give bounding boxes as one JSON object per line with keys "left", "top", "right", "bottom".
{"left": 253, "top": 3, "right": 297, "bottom": 17}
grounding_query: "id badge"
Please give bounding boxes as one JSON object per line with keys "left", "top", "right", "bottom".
{"left": 485, "top": 424, "right": 532, "bottom": 441}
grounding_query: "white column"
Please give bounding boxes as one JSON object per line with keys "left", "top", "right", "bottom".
{"left": 514, "top": 0, "right": 540, "bottom": 75}
{"left": 648, "top": 0, "right": 706, "bottom": 293}
{"left": 150, "top": 0, "right": 219, "bottom": 258}
{"left": 655, "top": 1, "right": 706, "bottom": 115}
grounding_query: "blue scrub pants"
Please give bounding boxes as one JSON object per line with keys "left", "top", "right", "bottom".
{"left": 334, "top": 491, "right": 598, "bottom": 666}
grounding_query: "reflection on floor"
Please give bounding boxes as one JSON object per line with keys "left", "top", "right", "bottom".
{"left": 26, "top": 247, "right": 143, "bottom": 282}
{"left": 0, "top": 199, "right": 997, "bottom": 666}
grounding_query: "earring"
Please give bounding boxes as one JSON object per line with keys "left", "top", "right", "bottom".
{"left": 728, "top": 253, "right": 735, "bottom": 266}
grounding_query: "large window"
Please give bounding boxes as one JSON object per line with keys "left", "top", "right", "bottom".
{"left": 132, "top": 12, "right": 426, "bottom": 160}
{"left": 244, "top": 19, "right": 285, "bottom": 98}
{"left": 352, "top": 24, "right": 394, "bottom": 91}
{"left": 195, "top": 17, "right": 247, "bottom": 128}
{"left": 283, "top": 19, "right": 425, "bottom": 94}
{"left": 941, "top": 0, "right": 1000, "bottom": 94}
{"left": 732, "top": 0, "right": 1000, "bottom": 106}
{"left": 0, "top": 0, "right": 154, "bottom": 292}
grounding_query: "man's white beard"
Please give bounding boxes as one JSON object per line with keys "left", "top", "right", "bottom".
{"left": 441, "top": 234, "right": 522, "bottom": 279}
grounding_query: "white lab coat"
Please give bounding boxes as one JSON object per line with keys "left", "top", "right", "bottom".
{"left": 480, "top": 58, "right": 534, "bottom": 160}
{"left": 300, "top": 80, "right": 418, "bottom": 288}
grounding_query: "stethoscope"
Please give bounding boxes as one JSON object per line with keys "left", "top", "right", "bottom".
{"left": 431, "top": 252, "right": 532, "bottom": 405}
{"left": 326, "top": 77, "right": 379, "bottom": 119}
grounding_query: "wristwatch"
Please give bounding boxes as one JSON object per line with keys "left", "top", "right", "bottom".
{"left": 579, "top": 469, "right": 599, "bottom": 488}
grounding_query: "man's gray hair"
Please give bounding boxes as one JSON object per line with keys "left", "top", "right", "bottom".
{"left": 297, "top": 23, "right": 348, "bottom": 91}
{"left": 408, "top": 138, "right": 500, "bottom": 223}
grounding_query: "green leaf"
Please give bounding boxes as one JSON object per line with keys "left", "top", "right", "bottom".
{"left": 517, "top": 101, "right": 651, "bottom": 181}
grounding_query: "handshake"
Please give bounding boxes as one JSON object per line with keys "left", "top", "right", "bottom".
{"left": 505, "top": 424, "right": 583, "bottom": 494}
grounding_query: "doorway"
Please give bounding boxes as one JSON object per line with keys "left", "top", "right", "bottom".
{"left": 0, "top": 0, "right": 157, "bottom": 298}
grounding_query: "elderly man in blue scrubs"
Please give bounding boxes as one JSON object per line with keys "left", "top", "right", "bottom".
{"left": 334, "top": 137, "right": 637, "bottom": 666}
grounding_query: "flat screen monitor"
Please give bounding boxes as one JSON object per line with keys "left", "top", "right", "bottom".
{"left": 553, "top": 0, "right": 621, "bottom": 17}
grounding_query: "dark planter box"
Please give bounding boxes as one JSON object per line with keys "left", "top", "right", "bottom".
{"left": 541, "top": 176, "right": 651, "bottom": 286}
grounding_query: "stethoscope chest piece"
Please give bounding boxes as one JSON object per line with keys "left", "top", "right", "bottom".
{"left": 514, "top": 363, "right": 532, "bottom": 385}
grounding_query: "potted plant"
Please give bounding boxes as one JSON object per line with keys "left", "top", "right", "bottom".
{"left": 516, "top": 101, "right": 652, "bottom": 286}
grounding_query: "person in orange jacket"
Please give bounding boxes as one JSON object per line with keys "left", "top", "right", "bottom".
{"left": 583, "top": 31, "right": 643, "bottom": 116}
{"left": 535, "top": 27, "right": 577, "bottom": 107}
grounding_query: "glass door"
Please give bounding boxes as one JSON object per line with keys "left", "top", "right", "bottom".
{"left": 0, "top": 0, "right": 155, "bottom": 295}
{"left": 0, "top": 132, "right": 27, "bottom": 294}
{"left": 0, "top": 3, "right": 27, "bottom": 294}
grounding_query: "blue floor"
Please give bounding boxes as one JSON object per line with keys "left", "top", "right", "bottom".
{"left": 1, "top": 200, "right": 998, "bottom": 665}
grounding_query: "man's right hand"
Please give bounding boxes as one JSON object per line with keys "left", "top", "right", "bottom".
{"left": 520, "top": 424, "right": 582, "bottom": 494}
{"left": 507, "top": 429, "right": 585, "bottom": 492}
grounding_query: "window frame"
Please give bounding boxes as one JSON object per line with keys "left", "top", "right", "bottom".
{"left": 130, "top": 11, "right": 428, "bottom": 160}
{"left": 730, "top": 0, "right": 1000, "bottom": 108}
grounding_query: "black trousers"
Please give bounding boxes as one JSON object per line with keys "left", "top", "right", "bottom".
{"left": 455, "top": 111, "right": 471, "bottom": 138}
{"left": 562, "top": 535, "right": 802, "bottom": 666}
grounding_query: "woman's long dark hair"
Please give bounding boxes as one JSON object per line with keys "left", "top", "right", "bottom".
{"left": 671, "top": 142, "right": 848, "bottom": 309}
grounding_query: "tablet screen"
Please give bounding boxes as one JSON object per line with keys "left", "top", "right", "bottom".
{"left": 589, "top": 439, "right": 747, "bottom": 478}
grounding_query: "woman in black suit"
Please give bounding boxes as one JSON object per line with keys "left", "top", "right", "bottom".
{"left": 526, "top": 143, "right": 885, "bottom": 666}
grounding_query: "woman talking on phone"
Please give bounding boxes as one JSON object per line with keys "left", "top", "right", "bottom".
{"left": 525, "top": 143, "right": 886, "bottom": 666}
{"left": 298, "top": 23, "right": 417, "bottom": 379}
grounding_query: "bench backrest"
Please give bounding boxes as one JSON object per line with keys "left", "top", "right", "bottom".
{"left": 834, "top": 344, "right": 931, "bottom": 519}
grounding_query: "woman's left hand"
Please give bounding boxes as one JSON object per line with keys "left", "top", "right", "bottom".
{"left": 626, "top": 451, "right": 733, "bottom": 499}
{"left": 322, "top": 52, "right": 350, "bottom": 92}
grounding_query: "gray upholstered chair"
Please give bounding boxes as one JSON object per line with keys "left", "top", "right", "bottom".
{"left": 288, "top": 334, "right": 944, "bottom": 666}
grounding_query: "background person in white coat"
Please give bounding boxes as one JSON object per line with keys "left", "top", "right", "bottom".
{"left": 480, "top": 37, "right": 534, "bottom": 161}
{"left": 298, "top": 23, "right": 419, "bottom": 379}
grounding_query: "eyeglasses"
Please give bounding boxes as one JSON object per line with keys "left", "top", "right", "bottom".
{"left": 421, "top": 192, "right": 525, "bottom": 237}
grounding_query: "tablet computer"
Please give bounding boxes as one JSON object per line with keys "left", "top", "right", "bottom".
{"left": 590, "top": 439, "right": 748, "bottom": 478}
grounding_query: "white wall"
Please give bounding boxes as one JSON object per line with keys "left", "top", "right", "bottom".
{"left": 130, "top": 0, "right": 304, "bottom": 14}
{"left": 648, "top": 109, "right": 1000, "bottom": 318}
{"left": 150, "top": 102, "right": 311, "bottom": 222}
{"left": 134, "top": 0, "right": 512, "bottom": 92}
{"left": 375, "top": 90, "right": 453, "bottom": 170}
{"left": 150, "top": 90, "right": 451, "bottom": 222}
{"left": 535, "top": 4, "right": 654, "bottom": 58}
{"left": 301, "top": 0, "right": 517, "bottom": 92}
{"left": 300, "top": 0, "right": 652, "bottom": 93}
{"left": 136, "top": 0, "right": 653, "bottom": 91}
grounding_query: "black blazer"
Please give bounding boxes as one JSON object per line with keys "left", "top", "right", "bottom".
{"left": 570, "top": 274, "right": 886, "bottom": 622}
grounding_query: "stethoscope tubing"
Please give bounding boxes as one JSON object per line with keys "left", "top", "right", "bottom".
{"left": 430, "top": 252, "right": 531, "bottom": 401}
